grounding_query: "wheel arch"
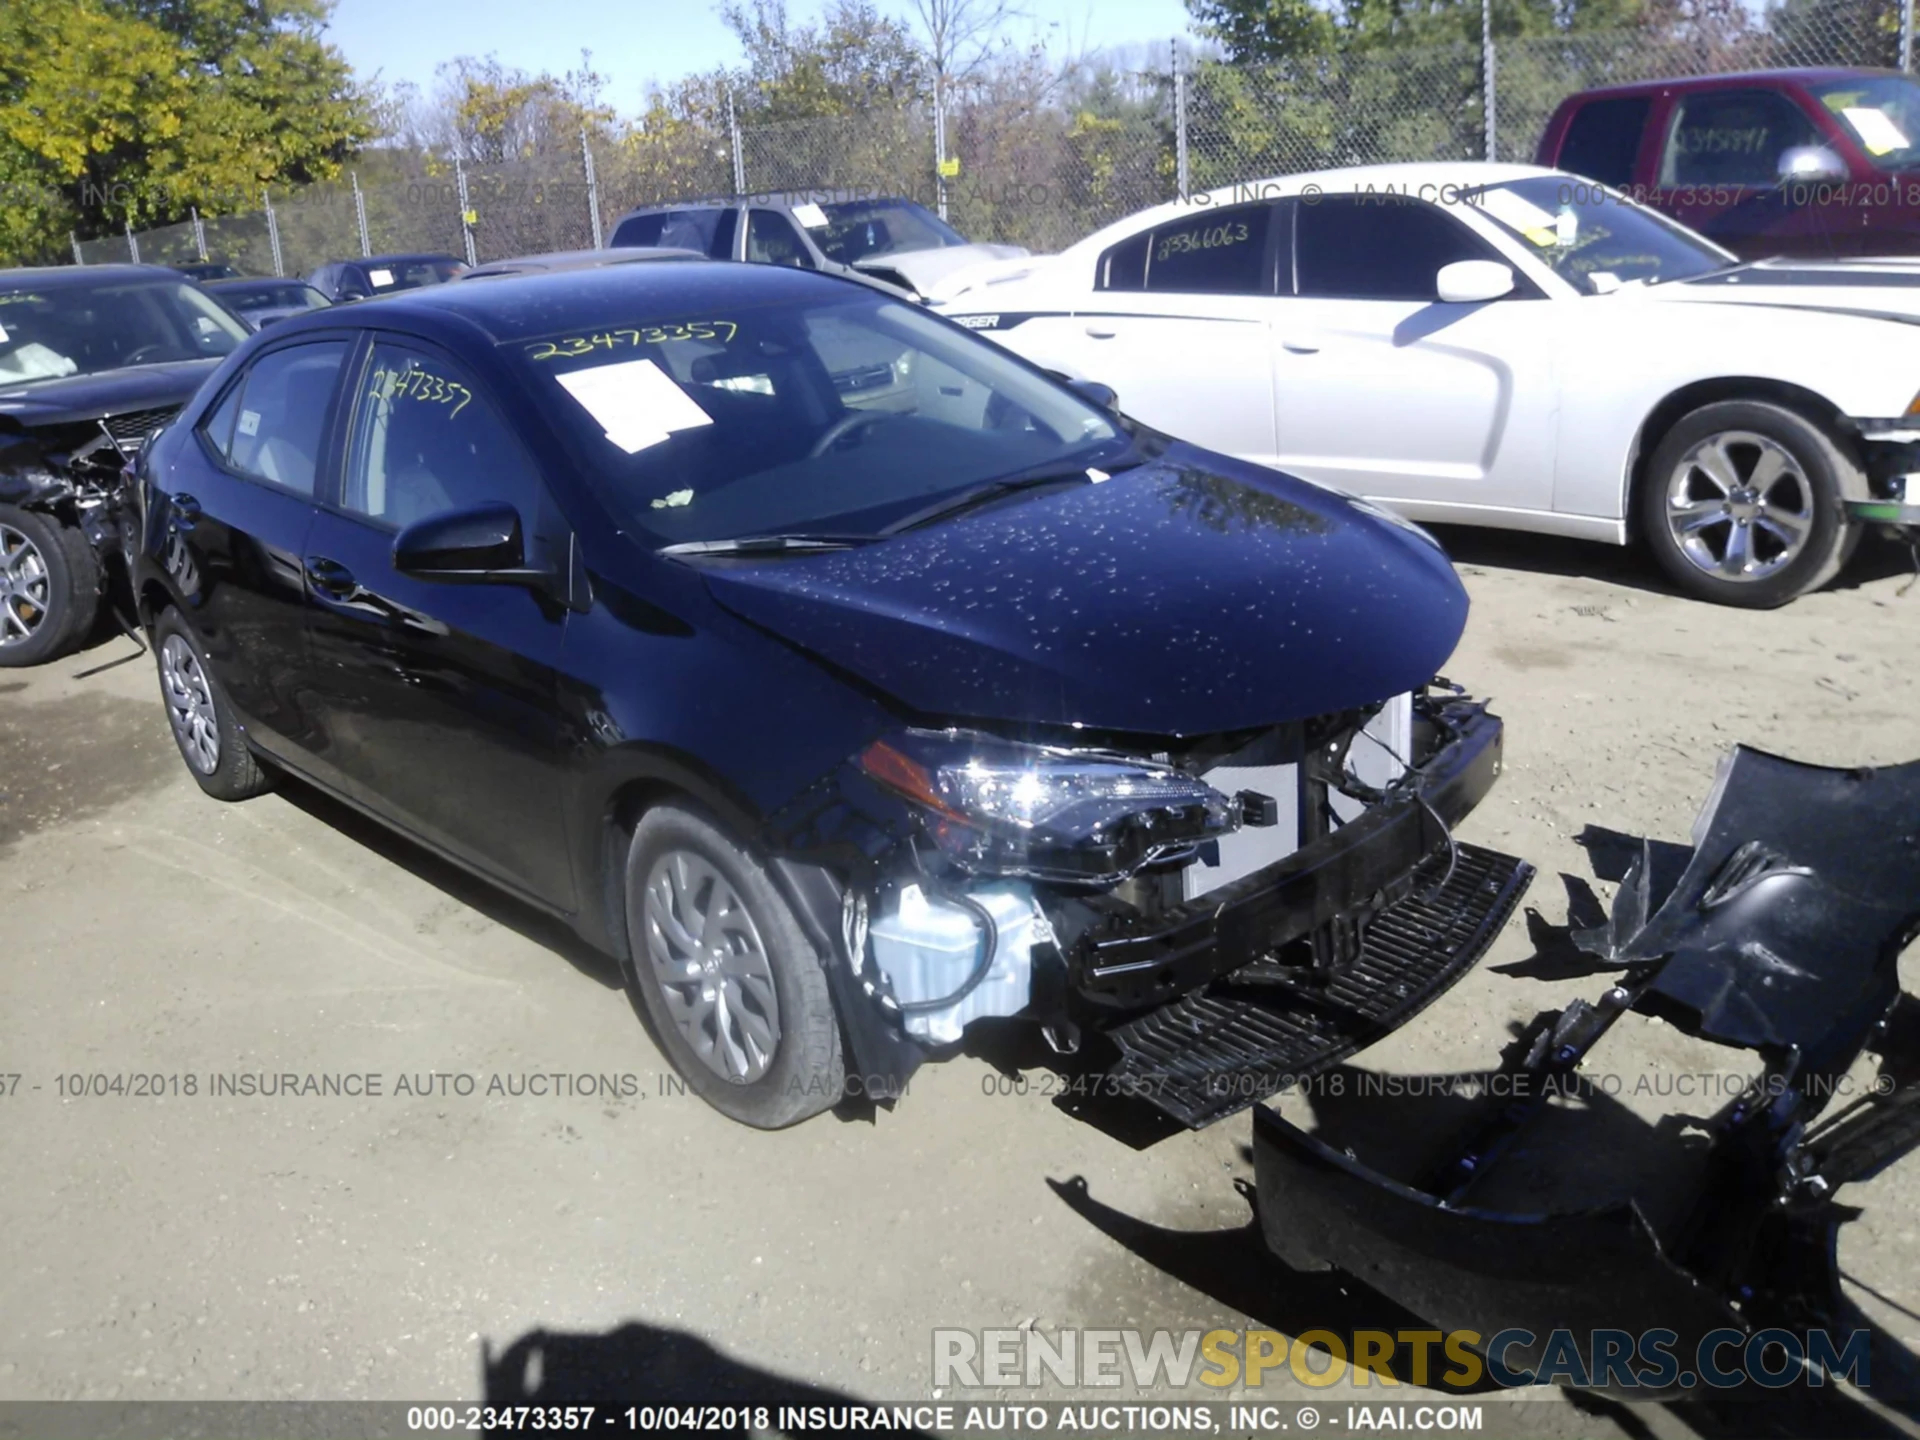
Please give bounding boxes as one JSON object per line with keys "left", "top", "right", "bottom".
{"left": 577, "top": 745, "right": 770, "bottom": 965}
{"left": 1624, "top": 378, "right": 1863, "bottom": 542}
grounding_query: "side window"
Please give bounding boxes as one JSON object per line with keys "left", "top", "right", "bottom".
{"left": 708, "top": 207, "right": 739, "bottom": 260}
{"left": 1095, "top": 230, "right": 1150, "bottom": 291}
{"left": 1662, "top": 89, "right": 1819, "bottom": 187}
{"left": 206, "top": 340, "right": 351, "bottom": 495}
{"left": 1559, "top": 97, "right": 1652, "bottom": 187}
{"left": 746, "top": 210, "right": 816, "bottom": 268}
{"left": 341, "top": 342, "right": 539, "bottom": 531}
{"left": 1143, "top": 203, "right": 1275, "bottom": 294}
{"left": 1294, "top": 196, "right": 1491, "bottom": 301}
{"left": 611, "top": 213, "right": 666, "bottom": 248}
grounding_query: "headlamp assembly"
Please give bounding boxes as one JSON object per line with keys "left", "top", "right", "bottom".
{"left": 857, "top": 728, "right": 1240, "bottom": 883}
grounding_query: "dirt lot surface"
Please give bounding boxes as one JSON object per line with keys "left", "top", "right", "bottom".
{"left": 2, "top": 530, "right": 1916, "bottom": 1436}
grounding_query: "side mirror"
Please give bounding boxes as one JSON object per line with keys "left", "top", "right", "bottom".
{"left": 339, "top": 286, "right": 368, "bottom": 302}
{"left": 1436, "top": 260, "right": 1516, "bottom": 304}
{"left": 1066, "top": 378, "right": 1120, "bottom": 412}
{"left": 1779, "top": 145, "right": 1847, "bottom": 185}
{"left": 393, "top": 502, "right": 549, "bottom": 586}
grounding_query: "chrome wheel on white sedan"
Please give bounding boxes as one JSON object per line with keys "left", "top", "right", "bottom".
{"left": 1664, "top": 430, "right": 1816, "bottom": 583}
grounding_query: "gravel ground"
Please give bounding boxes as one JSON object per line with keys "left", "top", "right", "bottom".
{"left": 1, "top": 529, "right": 1915, "bottom": 1436}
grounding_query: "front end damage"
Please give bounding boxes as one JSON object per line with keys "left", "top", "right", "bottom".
{"left": 1250, "top": 747, "right": 1920, "bottom": 1402}
{"left": 763, "top": 683, "right": 1532, "bottom": 1120}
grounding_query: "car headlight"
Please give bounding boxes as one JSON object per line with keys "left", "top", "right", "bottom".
{"left": 857, "top": 728, "right": 1240, "bottom": 883}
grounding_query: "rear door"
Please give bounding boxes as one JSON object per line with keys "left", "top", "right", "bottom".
{"left": 1043, "top": 200, "right": 1283, "bottom": 465}
{"left": 1270, "top": 194, "right": 1557, "bottom": 518}
{"left": 158, "top": 337, "right": 353, "bottom": 754}
{"left": 298, "top": 335, "right": 575, "bottom": 907}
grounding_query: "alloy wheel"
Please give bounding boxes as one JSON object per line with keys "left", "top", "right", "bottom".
{"left": 160, "top": 634, "right": 221, "bottom": 774}
{"left": 1664, "top": 430, "right": 1815, "bottom": 583}
{"left": 642, "top": 850, "right": 782, "bottom": 1084}
{"left": 0, "top": 523, "right": 52, "bottom": 648}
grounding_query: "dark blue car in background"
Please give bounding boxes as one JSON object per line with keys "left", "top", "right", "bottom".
{"left": 130, "top": 261, "right": 1527, "bottom": 1128}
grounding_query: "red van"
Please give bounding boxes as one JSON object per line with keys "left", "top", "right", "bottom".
{"left": 1536, "top": 68, "right": 1920, "bottom": 258}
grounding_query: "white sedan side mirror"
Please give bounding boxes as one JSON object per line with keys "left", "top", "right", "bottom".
{"left": 1436, "top": 260, "right": 1516, "bottom": 304}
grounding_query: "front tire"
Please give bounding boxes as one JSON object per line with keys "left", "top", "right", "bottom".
{"left": 153, "top": 608, "right": 273, "bottom": 801}
{"left": 622, "top": 803, "right": 844, "bottom": 1128}
{"left": 1640, "top": 400, "right": 1858, "bottom": 608}
{"left": 0, "top": 504, "right": 101, "bottom": 667}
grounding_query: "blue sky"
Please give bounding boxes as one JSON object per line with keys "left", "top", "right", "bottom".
{"left": 327, "top": 0, "right": 1198, "bottom": 110}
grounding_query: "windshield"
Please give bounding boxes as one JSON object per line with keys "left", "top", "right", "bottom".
{"left": 512, "top": 294, "right": 1129, "bottom": 545}
{"left": 804, "top": 200, "right": 968, "bottom": 265}
{"left": 1809, "top": 74, "right": 1920, "bottom": 173}
{"left": 1468, "top": 176, "right": 1732, "bottom": 293}
{"left": 0, "top": 279, "right": 249, "bottom": 385}
{"left": 366, "top": 258, "right": 464, "bottom": 293}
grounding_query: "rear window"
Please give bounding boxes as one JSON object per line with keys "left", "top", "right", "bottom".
{"left": 1558, "top": 97, "right": 1652, "bottom": 187}
{"left": 1096, "top": 203, "right": 1276, "bottom": 295}
{"left": 613, "top": 209, "right": 732, "bottom": 256}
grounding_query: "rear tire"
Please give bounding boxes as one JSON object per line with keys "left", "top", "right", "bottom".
{"left": 622, "top": 803, "right": 844, "bottom": 1128}
{"left": 153, "top": 608, "right": 273, "bottom": 801}
{"left": 0, "top": 504, "right": 101, "bottom": 667}
{"left": 1640, "top": 400, "right": 1857, "bottom": 608}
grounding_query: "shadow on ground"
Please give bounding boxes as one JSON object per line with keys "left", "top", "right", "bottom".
{"left": 482, "top": 1322, "right": 933, "bottom": 1436}
{"left": 1431, "top": 524, "right": 1917, "bottom": 596}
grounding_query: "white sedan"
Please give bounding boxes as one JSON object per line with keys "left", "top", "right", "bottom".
{"left": 936, "top": 162, "right": 1920, "bottom": 607}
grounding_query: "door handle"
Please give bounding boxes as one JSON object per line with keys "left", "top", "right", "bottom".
{"left": 168, "top": 492, "right": 202, "bottom": 532}
{"left": 304, "top": 555, "right": 357, "bottom": 599}
{"left": 1280, "top": 338, "right": 1321, "bottom": 354}
{"left": 1084, "top": 323, "right": 1118, "bottom": 339}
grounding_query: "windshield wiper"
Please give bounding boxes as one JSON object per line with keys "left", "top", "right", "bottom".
{"left": 880, "top": 456, "right": 1140, "bottom": 537}
{"left": 658, "top": 532, "right": 874, "bottom": 557}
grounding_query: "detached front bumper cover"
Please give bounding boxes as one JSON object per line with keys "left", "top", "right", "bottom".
{"left": 1252, "top": 746, "right": 1920, "bottom": 1400}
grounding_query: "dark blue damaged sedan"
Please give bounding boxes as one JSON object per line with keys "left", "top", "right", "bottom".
{"left": 131, "top": 260, "right": 1529, "bottom": 1129}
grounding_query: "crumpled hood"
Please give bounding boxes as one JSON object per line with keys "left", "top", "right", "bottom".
{"left": 699, "top": 447, "right": 1468, "bottom": 735}
{"left": 853, "top": 243, "right": 1028, "bottom": 300}
{"left": 0, "top": 359, "right": 218, "bottom": 429}
{"left": 1642, "top": 257, "right": 1920, "bottom": 323}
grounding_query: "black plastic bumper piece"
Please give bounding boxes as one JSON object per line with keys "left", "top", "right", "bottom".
{"left": 1104, "top": 842, "right": 1533, "bottom": 1128}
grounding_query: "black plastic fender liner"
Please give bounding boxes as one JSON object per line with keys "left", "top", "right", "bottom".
{"left": 1251, "top": 1103, "right": 1741, "bottom": 1392}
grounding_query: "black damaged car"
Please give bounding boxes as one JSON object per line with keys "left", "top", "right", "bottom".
{"left": 131, "top": 260, "right": 1530, "bottom": 1128}
{"left": 1, "top": 264, "right": 249, "bottom": 665}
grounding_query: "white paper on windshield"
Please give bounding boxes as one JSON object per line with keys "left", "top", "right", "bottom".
{"left": 368, "top": 267, "right": 395, "bottom": 287}
{"left": 791, "top": 202, "right": 829, "bottom": 228}
{"left": 1587, "top": 271, "right": 1623, "bottom": 294}
{"left": 1555, "top": 208, "right": 1579, "bottom": 246}
{"left": 1844, "top": 106, "right": 1909, "bottom": 156}
{"left": 557, "top": 358, "right": 713, "bottom": 454}
{"left": 1478, "top": 189, "right": 1561, "bottom": 246}
{"left": 237, "top": 409, "right": 261, "bottom": 437}
{"left": 0, "top": 323, "right": 8, "bottom": 344}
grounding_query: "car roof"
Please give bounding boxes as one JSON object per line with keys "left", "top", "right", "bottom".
{"left": 268, "top": 258, "right": 871, "bottom": 347}
{"left": 1560, "top": 65, "right": 1902, "bottom": 100}
{"left": 615, "top": 191, "right": 920, "bottom": 219}
{"left": 342, "top": 253, "right": 463, "bottom": 267}
{"left": 0, "top": 263, "right": 190, "bottom": 291}
{"left": 1060, "top": 161, "right": 1560, "bottom": 254}
{"left": 459, "top": 246, "right": 704, "bottom": 278}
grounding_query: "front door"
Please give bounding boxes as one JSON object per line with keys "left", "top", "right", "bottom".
{"left": 1271, "top": 194, "right": 1557, "bottom": 520}
{"left": 299, "top": 337, "right": 575, "bottom": 909}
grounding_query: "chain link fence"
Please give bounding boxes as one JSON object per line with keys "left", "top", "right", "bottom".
{"left": 79, "top": 0, "right": 1908, "bottom": 274}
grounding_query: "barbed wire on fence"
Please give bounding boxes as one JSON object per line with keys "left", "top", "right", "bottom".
{"left": 81, "top": 0, "right": 1908, "bottom": 274}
